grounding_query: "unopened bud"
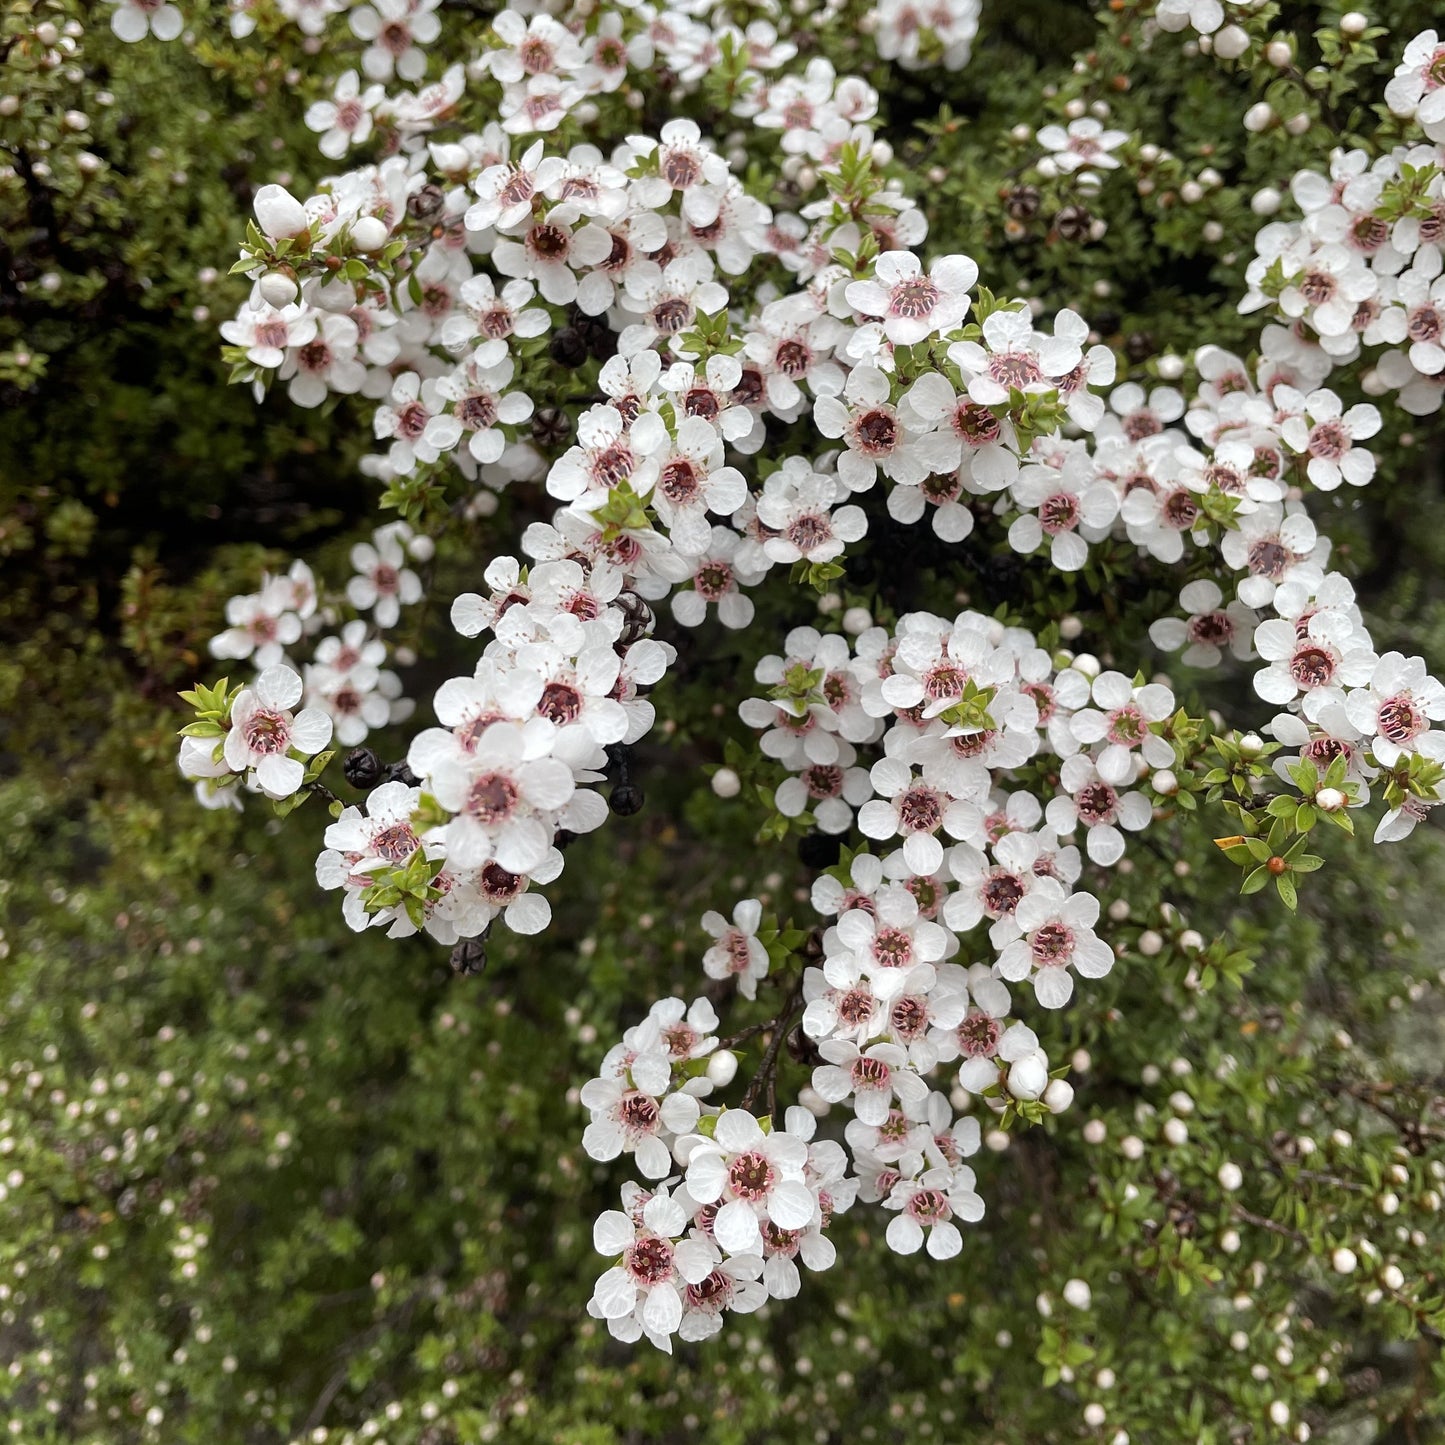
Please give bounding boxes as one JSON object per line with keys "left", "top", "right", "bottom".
{"left": 711, "top": 767, "right": 741, "bottom": 799}
{"left": 258, "top": 270, "right": 299, "bottom": 309}
{"left": 1340, "top": 12, "right": 1368, "bottom": 38}
{"left": 253, "top": 183, "right": 309, "bottom": 240}
{"left": 1043, "top": 1078, "right": 1074, "bottom": 1114}
{"left": 706, "top": 1050, "right": 738, "bottom": 1088}
{"left": 350, "top": 215, "right": 389, "bottom": 253}
{"left": 1213, "top": 24, "right": 1249, "bottom": 58}
{"left": 1243, "top": 102, "right": 1275, "bottom": 133}
{"left": 1315, "top": 786, "right": 1346, "bottom": 811}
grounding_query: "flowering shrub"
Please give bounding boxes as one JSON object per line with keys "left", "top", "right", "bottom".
{"left": 6, "top": 0, "right": 1445, "bottom": 1438}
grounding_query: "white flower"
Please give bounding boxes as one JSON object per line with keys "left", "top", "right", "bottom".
{"left": 223, "top": 665, "right": 333, "bottom": 799}
{"left": 1067, "top": 671, "right": 1176, "bottom": 784}
{"left": 1035, "top": 118, "right": 1128, "bottom": 173}
{"left": 883, "top": 1165, "right": 984, "bottom": 1259}
{"left": 844, "top": 250, "right": 978, "bottom": 346}
{"left": 812, "top": 1039, "right": 929, "bottom": 1126}
{"left": 350, "top": 0, "right": 441, "bottom": 82}
{"left": 1385, "top": 30, "right": 1445, "bottom": 142}
{"left": 304, "top": 71, "right": 386, "bottom": 160}
{"left": 684, "top": 1109, "right": 817, "bottom": 1254}
{"left": 950, "top": 307, "right": 1080, "bottom": 406}
{"left": 1345, "top": 651, "right": 1445, "bottom": 766}
{"left": 1044, "top": 755, "right": 1153, "bottom": 865}
{"left": 1148, "top": 580, "right": 1257, "bottom": 668}
{"left": 428, "top": 717, "right": 575, "bottom": 872}
{"left": 995, "top": 881, "right": 1113, "bottom": 1009}
{"left": 1277, "top": 386, "right": 1381, "bottom": 490}
{"left": 347, "top": 526, "right": 424, "bottom": 629}
{"left": 701, "top": 899, "right": 769, "bottom": 999}
{"left": 590, "top": 1185, "right": 716, "bottom": 1349}
{"left": 756, "top": 461, "right": 867, "bottom": 565}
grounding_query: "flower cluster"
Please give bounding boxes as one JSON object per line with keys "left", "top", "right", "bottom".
{"left": 178, "top": 5, "right": 1445, "bottom": 1349}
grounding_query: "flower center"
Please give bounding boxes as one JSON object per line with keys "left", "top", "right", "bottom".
{"left": 889, "top": 995, "right": 929, "bottom": 1041}
{"left": 370, "top": 822, "right": 418, "bottom": 863}
{"left": 537, "top": 681, "right": 583, "bottom": 725}
{"left": 956, "top": 1012, "right": 1000, "bottom": 1058}
{"left": 872, "top": 927, "right": 913, "bottom": 969}
{"left": 466, "top": 771, "right": 519, "bottom": 823}
{"left": 626, "top": 1235, "right": 674, "bottom": 1285}
{"left": 787, "top": 513, "right": 833, "bottom": 553}
{"left": 1377, "top": 694, "right": 1425, "bottom": 745}
{"left": 1076, "top": 780, "right": 1118, "bottom": 825}
{"left": 242, "top": 710, "right": 290, "bottom": 756}
{"left": 1290, "top": 646, "right": 1335, "bottom": 688}
{"left": 889, "top": 275, "right": 940, "bottom": 320}
{"left": 897, "top": 785, "right": 943, "bottom": 833}
{"left": 981, "top": 870, "right": 1026, "bottom": 917}
{"left": 727, "top": 1150, "right": 775, "bottom": 1201}
{"left": 618, "top": 1090, "right": 661, "bottom": 1134}
{"left": 1307, "top": 420, "right": 1350, "bottom": 460}
{"left": 1031, "top": 921, "right": 1075, "bottom": 965}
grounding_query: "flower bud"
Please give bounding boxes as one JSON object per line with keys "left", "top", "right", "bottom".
{"left": 1221, "top": 1228, "right": 1241, "bottom": 1254}
{"left": 1138, "top": 930, "right": 1163, "bottom": 957}
{"left": 1063, "top": 1278, "right": 1092, "bottom": 1309}
{"left": 1083, "top": 1404, "right": 1106, "bottom": 1428}
{"left": 711, "top": 767, "right": 741, "bottom": 799}
{"left": 1315, "top": 786, "right": 1346, "bottom": 812}
{"left": 1380, "top": 1263, "right": 1404, "bottom": 1290}
{"left": 258, "top": 270, "right": 299, "bottom": 309}
{"left": 1179, "top": 929, "right": 1203, "bottom": 952}
{"left": 1163, "top": 1118, "right": 1188, "bottom": 1146}
{"left": 1083, "top": 1119, "right": 1106, "bottom": 1144}
{"left": 1340, "top": 12, "right": 1368, "bottom": 38}
{"left": 842, "top": 606, "right": 872, "bottom": 635}
{"left": 1243, "top": 102, "right": 1275, "bottom": 133}
{"left": 1007, "top": 1054, "right": 1048, "bottom": 1100}
{"left": 1213, "top": 24, "right": 1249, "bottom": 58}
{"left": 706, "top": 1050, "right": 738, "bottom": 1087}
{"left": 1072, "top": 651, "right": 1101, "bottom": 680}
{"left": 1043, "top": 1078, "right": 1074, "bottom": 1114}
{"left": 1264, "top": 38, "right": 1292, "bottom": 67}
{"left": 1331, "top": 1246, "right": 1358, "bottom": 1274}
{"left": 1284, "top": 112, "right": 1310, "bottom": 136}
{"left": 1151, "top": 768, "right": 1179, "bottom": 796}
{"left": 253, "top": 183, "right": 309, "bottom": 240}
{"left": 1238, "top": 732, "right": 1264, "bottom": 757}
{"left": 1218, "top": 1161, "right": 1243, "bottom": 1190}
{"left": 351, "top": 215, "right": 389, "bottom": 253}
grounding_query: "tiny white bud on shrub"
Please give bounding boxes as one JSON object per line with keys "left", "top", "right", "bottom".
{"left": 1219, "top": 1161, "right": 1243, "bottom": 1190}
{"left": 1265, "top": 39, "right": 1292, "bottom": 66}
{"left": 1138, "top": 930, "right": 1163, "bottom": 957}
{"left": 1044, "top": 1079, "right": 1074, "bottom": 1114}
{"left": 1213, "top": 24, "right": 1249, "bottom": 58}
{"left": 842, "top": 606, "right": 872, "bottom": 635}
{"left": 1331, "top": 1246, "right": 1357, "bottom": 1274}
{"left": 253, "top": 184, "right": 309, "bottom": 240}
{"left": 1340, "top": 12, "right": 1368, "bottom": 37}
{"left": 711, "top": 767, "right": 741, "bottom": 799}
{"left": 1243, "top": 102, "right": 1275, "bottom": 133}
{"left": 258, "top": 271, "right": 299, "bottom": 309}
{"left": 351, "top": 216, "right": 389, "bottom": 253}
{"left": 1063, "top": 1278, "right": 1092, "bottom": 1310}
{"left": 706, "top": 1050, "right": 737, "bottom": 1088}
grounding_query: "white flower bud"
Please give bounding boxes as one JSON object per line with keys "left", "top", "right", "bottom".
{"left": 253, "top": 184, "right": 310, "bottom": 241}
{"left": 1381, "top": 1263, "right": 1404, "bottom": 1290}
{"left": 351, "top": 216, "right": 390, "bottom": 253}
{"left": 984, "top": 1128, "right": 1011, "bottom": 1152}
{"left": 797, "top": 1084, "right": 828, "bottom": 1117}
{"left": 1121, "top": 1134, "right": 1144, "bottom": 1161}
{"left": 1072, "top": 651, "right": 1102, "bottom": 680}
{"left": 1203, "top": 220, "right": 1225, "bottom": 243}
{"left": 1265, "top": 39, "right": 1292, "bottom": 66}
{"left": 1270, "top": 1403, "right": 1290, "bottom": 1428}
{"left": 1072, "top": 1048, "right": 1092, "bottom": 1073}
{"left": 1379, "top": 1191, "right": 1399, "bottom": 1215}
{"left": 0, "top": 95, "right": 19, "bottom": 117}
{"left": 1036, "top": 1292, "right": 1053, "bottom": 1318}
{"left": 842, "top": 606, "right": 872, "bottom": 635}
{"left": 1063, "top": 1278, "right": 1092, "bottom": 1309}
{"left": 1108, "top": 899, "right": 1130, "bottom": 922}
{"left": 1007, "top": 1054, "right": 1049, "bottom": 1101}
{"left": 1138, "top": 930, "right": 1164, "bottom": 957}
{"left": 1163, "top": 1118, "right": 1188, "bottom": 1146}
{"left": 711, "top": 767, "right": 741, "bottom": 799}
{"left": 1083, "top": 1118, "right": 1106, "bottom": 1144}
{"left": 1330, "top": 1246, "right": 1357, "bottom": 1274}
{"left": 1243, "top": 102, "right": 1275, "bottom": 133}
{"left": 1285, "top": 112, "right": 1310, "bottom": 136}
{"left": 869, "top": 140, "right": 893, "bottom": 166}
{"left": 1178, "top": 930, "right": 1203, "bottom": 953}
{"left": 1221, "top": 1228, "right": 1241, "bottom": 1254}
{"left": 816, "top": 591, "right": 843, "bottom": 615}
{"left": 1180, "top": 180, "right": 1204, "bottom": 205}
{"left": 1238, "top": 732, "right": 1265, "bottom": 757}
{"left": 258, "top": 271, "right": 299, "bottom": 309}
{"left": 706, "top": 1050, "right": 738, "bottom": 1088}
{"left": 35, "top": 21, "right": 60, "bottom": 45}
{"left": 1083, "top": 1403, "right": 1106, "bottom": 1428}
{"left": 1044, "top": 1079, "right": 1074, "bottom": 1114}
{"left": 1058, "top": 614, "right": 1083, "bottom": 640}
{"left": 1340, "top": 12, "right": 1368, "bottom": 37}
{"left": 1213, "top": 24, "right": 1249, "bottom": 58}
{"left": 1151, "top": 768, "right": 1179, "bottom": 796}
{"left": 1315, "top": 787, "right": 1346, "bottom": 812}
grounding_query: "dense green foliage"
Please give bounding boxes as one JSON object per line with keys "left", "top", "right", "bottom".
{"left": 3, "top": 0, "right": 1445, "bottom": 1441}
